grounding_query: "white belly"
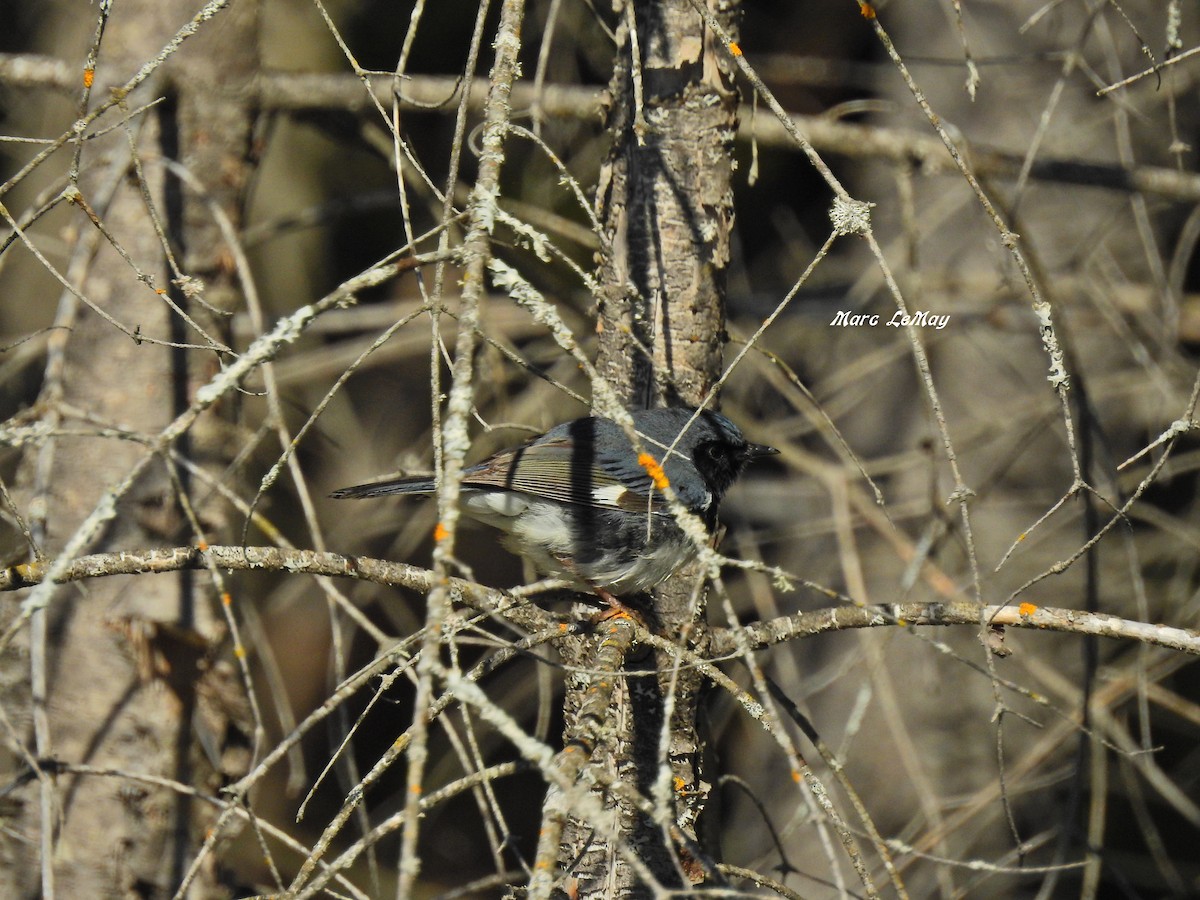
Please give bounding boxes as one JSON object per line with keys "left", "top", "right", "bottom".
{"left": 462, "top": 490, "right": 695, "bottom": 595}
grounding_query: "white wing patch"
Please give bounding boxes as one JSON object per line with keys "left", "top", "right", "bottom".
{"left": 591, "top": 483, "right": 628, "bottom": 507}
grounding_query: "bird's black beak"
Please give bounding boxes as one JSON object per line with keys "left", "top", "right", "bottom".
{"left": 744, "top": 443, "right": 779, "bottom": 461}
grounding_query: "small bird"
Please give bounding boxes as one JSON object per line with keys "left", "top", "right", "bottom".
{"left": 330, "top": 407, "right": 777, "bottom": 601}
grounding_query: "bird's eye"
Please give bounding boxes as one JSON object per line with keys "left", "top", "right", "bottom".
{"left": 700, "top": 443, "right": 726, "bottom": 462}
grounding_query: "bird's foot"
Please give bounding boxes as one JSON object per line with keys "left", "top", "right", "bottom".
{"left": 589, "top": 586, "right": 649, "bottom": 630}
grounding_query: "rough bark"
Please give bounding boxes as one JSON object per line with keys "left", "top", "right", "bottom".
{"left": 0, "top": 2, "right": 258, "bottom": 896}
{"left": 594, "top": 0, "right": 738, "bottom": 410}
{"left": 555, "top": 0, "right": 740, "bottom": 894}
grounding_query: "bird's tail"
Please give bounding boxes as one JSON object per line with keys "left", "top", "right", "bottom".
{"left": 329, "top": 475, "right": 437, "bottom": 498}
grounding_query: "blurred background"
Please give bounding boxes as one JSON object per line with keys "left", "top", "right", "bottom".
{"left": 2, "top": 0, "right": 1199, "bottom": 896}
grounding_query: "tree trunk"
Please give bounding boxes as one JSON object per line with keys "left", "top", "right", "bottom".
{"left": 555, "top": 0, "right": 740, "bottom": 893}
{"left": 0, "top": 2, "right": 258, "bottom": 896}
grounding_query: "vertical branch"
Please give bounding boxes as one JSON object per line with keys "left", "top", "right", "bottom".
{"left": 549, "top": 0, "right": 742, "bottom": 894}
{"left": 594, "top": 0, "right": 739, "bottom": 409}
{"left": 160, "top": 1, "right": 260, "bottom": 886}
{"left": 394, "top": 0, "right": 527, "bottom": 896}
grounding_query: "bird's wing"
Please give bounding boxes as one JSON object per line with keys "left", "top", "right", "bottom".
{"left": 462, "top": 433, "right": 663, "bottom": 514}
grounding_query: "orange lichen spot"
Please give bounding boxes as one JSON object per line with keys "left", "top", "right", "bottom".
{"left": 233, "top": 645, "right": 246, "bottom": 659}
{"left": 791, "top": 769, "right": 802, "bottom": 784}
{"left": 433, "top": 522, "right": 449, "bottom": 542}
{"left": 728, "top": 41, "right": 743, "bottom": 57}
{"left": 638, "top": 453, "right": 669, "bottom": 490}
{"left": 410, "top": 783, "right": 423, "bottom": 795}
{"left": 196, "top": 539, "right": 209, "bottom": 551}
{"left": 673, "top": 776, "right": 687, "bottom": 792}
{"left": 859, "top": 1, "right": 877, "bottom": 18}
{"left": 155, "top": 288, "right": 168, "bottom": 295}
{"left": 221, "top": 592, "right": 233, "bottom": 607}
{"left": 604, "top": 608, "right": 639, "bottom": 625}
{"left": 83, "top": 68, "right": 94, "bottom": 89}
{"left": 1018, "top": 602, "right": 1037, "bottom": 617}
